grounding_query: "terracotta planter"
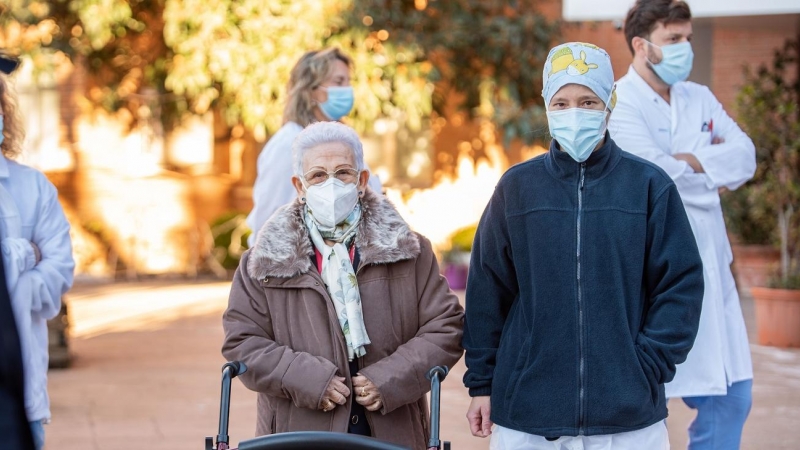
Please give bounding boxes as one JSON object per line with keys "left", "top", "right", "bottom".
{"left": 731, "top": 245, "right": 780, "bottom": 293}
{"left": 751, "top": 287, "right": 800, "bottom": 348}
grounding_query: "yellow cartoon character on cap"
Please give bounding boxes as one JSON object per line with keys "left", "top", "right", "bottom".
{"left": 549, "top": 47, "right": 599, "bottom": 76}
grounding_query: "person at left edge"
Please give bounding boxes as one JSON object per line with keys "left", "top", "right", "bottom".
{"left": 0, "top": 49, "right": 36, "bottom": 450}
{"left": 462, "top": 42, "right": 704, "bottom": 449}
{"left": 223, "top": 121, "right": 463, "bottom": 449}
{"left": 0, "top": 55, "right": 75, "bottom": 450}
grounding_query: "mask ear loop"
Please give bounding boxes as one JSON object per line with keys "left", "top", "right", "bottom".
{"left": 605, "top": 84, "right": 617, "bottom": 114}
{"left": 642, "top": 39, "right": 664, "bottom": 67}
{"left": 599, "top": 84, "right": 617, "bottom": 137}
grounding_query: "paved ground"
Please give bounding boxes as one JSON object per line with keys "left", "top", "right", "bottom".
{"left": 44, "top": 280, "right": 799, "bottom": 450}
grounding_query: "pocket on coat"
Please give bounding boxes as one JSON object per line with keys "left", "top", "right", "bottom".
{"left": 634, "top": 345, "right": 659, "bottom": 408}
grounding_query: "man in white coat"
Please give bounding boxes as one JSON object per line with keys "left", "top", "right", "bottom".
{"left": 609, "top": 1, "right": 755, "bottom": 449}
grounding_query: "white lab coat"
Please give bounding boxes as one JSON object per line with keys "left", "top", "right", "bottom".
{"left": 246, "top": 121, "right": 383, "bottom": 246}
{"left": 0, "top": 155, "right": 74, "bottom": 422}
{"left": 609, "top": 67, "right": 755, "bottom": 398}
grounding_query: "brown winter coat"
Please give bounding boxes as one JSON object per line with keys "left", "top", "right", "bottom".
{"left": 222, "top": 189, "right": 464, "bottom": 449}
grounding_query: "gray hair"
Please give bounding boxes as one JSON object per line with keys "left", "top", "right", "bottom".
{"left": 292, "top": 121, "right": 365, "bottom": 177}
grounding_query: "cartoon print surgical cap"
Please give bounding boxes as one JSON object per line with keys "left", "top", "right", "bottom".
{"left": 542, "top": 42, "right": 616, "bottom": 110}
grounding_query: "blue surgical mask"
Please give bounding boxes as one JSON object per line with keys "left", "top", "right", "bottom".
{"left": 647, "top": 41, "right": 694, "bottom": 86}
{"left": 547, "top": 108, "right": 608, "bottom": 163}
{"left": 318, "top": 86, "right": 354, "bottom": 120}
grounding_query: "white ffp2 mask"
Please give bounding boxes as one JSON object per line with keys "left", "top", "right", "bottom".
{"left": 304, "top": 178, "right": 360, "bottom": 228}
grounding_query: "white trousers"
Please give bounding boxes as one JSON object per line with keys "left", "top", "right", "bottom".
{"left": 490, "top": 421, "right": 669, "bottom": 450}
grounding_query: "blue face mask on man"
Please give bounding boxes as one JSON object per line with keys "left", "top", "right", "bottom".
{"left": 647, "top": 41, "right": 694, "bottom": 86}
{"left": 547, "top": 108, "right": 608, "bottom": 163}
{"left": 318, "top": 86, "right": 354, "bottom": 121}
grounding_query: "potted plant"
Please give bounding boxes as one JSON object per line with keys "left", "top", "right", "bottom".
{"left": 722, "top": 181, "right": 779, "bottom": 292}
{"left": 736, "top": 38, "right": 800, "bottom": 347}
{"left": 441, "top": 225, "right": 477, "bottom": 290}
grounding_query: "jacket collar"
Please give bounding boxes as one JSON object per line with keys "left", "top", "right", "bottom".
{"left": 544, "top": 132, "right": 622, "bottom": 185}
{"left": 247, "top": 188, "right": 420, "bottom": 280}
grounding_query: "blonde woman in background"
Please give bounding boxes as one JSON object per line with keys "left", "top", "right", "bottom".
{"left": 247, "top": 48, "right": 383, "bottom": 246}
{"left": 0, "top": 61, "right": 75, "bottom": 450}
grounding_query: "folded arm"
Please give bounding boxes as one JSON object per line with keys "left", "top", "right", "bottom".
{"left": 610, "top": 99, "right": 720, "bottom": 210}
{"left": 3, "top": 178, "right": 74, "bottom": 320}
{"left": 690, "top": 87, "right": 756, "bottom": 191}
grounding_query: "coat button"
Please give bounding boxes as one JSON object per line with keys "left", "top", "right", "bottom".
{"left": 264, "top": 279, "right": 269, "bottom": 283}
{"left": 351, "top": 415, "right": 359, "bottom": 425}
{"left": 315, "top": 281, "right": 319, "bottom": 286}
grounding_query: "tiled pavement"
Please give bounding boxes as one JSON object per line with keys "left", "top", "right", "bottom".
{"left": 44, "top": 280, "right": 799, "bottom": 449}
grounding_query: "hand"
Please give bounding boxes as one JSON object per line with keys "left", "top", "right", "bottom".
{"left": 712, "top": 136, "right": 725, "bottom": 145}
{"left": 320, "top": 376, "right": 350, "bottom": 412}
{"left": 352, "top": 374, "right": 382, "bottom": 412}
{"left": 30, "top": 242, "right": 42, "bottom": 265}
{"left": 466, "top": 396, "right": 493, "bottom": 438}
{"left": 673, "top": 153, "right": 705, "bottom": 174}
{"left": 719, "top": 187, "right": 728, "bottom": 194}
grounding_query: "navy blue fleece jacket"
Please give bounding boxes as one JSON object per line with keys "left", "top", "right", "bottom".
{"left": 462, "top": 135, "right": 704, "bottom": 437}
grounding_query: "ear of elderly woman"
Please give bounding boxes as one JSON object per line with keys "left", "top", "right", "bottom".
{"left": 222, "top": 121, "right": 464, "bottom": 448}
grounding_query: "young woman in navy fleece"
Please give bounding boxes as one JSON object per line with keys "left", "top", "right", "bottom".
{"left": 462, "top": 42, "right": 704, "bottom": 450}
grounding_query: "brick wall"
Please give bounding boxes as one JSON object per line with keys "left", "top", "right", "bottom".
{"left": 562, "top": 21, "right": 632, "bottom": 83}
{"left": 711, "top": 25, "right": 796, "bottom": 116}
{"left": 560, "top": 18, "right": 797, "bottom": 121}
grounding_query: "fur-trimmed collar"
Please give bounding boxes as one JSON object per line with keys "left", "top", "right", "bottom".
{"left": 247, "top": 188, "right": 420, "bottom": 280}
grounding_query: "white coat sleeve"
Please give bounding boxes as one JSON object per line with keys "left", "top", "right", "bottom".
{"left": 691, "top": 87, "right": 756, "bottom": 191}
{"left": 247, "top": 137, "right": 300, "bottom": 245}
{"left": 610, "top": 98, "right": 720, "bottom": 210}
{"left": 15, "top": 176, "right": 74, "bottom": 320}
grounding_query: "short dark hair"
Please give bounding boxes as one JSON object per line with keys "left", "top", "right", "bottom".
{"left": 624, "top": 0, "right": 692, "bottom": 54}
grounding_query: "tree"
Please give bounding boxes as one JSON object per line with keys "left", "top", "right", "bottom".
{"left": 343, "top": 0, "right": 560, "bottom": 147}
{"left": 1, "top": 0, "right": 433, "bottom": 138}
{"left": 737, "top": 39, "right": 800, "bottom": 288}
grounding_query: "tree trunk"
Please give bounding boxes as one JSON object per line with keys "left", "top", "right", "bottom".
{"left": 779, "top": 205, "right": 794, "bottom": 285}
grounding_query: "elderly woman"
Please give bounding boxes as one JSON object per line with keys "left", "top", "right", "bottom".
{"left": 223, "top": 121, "right": 463, "bottom": 448}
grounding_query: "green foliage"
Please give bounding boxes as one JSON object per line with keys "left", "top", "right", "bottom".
{"left": 721, "top": 185, "right": 775, "bottom": 246}
{"left": 343, "top": 0, "right": 559, "bottom": 146}
{"left": 210, "top": 212, "right": 251, "bottom": 270}
{"left": 3, "top": 0, "right": 432, "bottom": 137}
{"left": 736, "top": 39, "right": 800, "bottom": 288}
{"left": 3, "top": 0, "right": 559, "bottom": 149}
{"left": 449, "top": 225, "right": 477, "bottom": 252}
{"left": 441, "top": 224, "right": 477, "bottom": 264}
{"left": 2, "top": 0, "right": 184, "bottom": 128}
{"left": 769, "top": 274, "right": 800, "bottom": 290}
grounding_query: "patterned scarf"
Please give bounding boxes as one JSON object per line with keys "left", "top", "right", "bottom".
{"left": 304, "top": 204, "right": 371, "bottom": 361}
